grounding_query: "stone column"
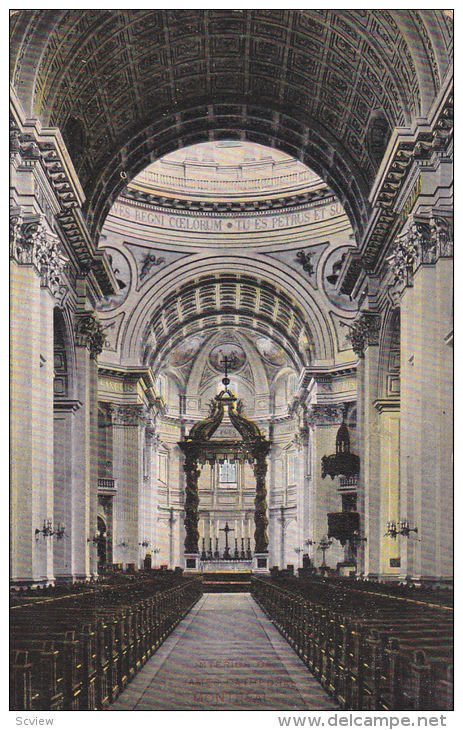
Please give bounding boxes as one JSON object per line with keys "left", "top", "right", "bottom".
{"left": 295, "top": 429, "right": 309, "bottom": 567}
{"left": 307, "top": 405, "right": 345, "bottom": 569}
{"left": 53, "top": 400, "right": 81, "bottom": 581}
{"left": 10, "top": 213, "right": 63, "bottom": 585}
{"left": 112, "top": 405, "right": 146, "bottom": 568}
{"left": 375, "top": 402, "right": 401, "bottom": 579}
{"left": 38, "top": 286, "right": 56, "bottom": 583}
{"left": 141, "top": 427, "right": 158, "bottom": 566}
{"left": 11, "top": 253, "right": 42, "bottom": 585}
{"left": 348, "top": 313, "right": 382, "bottom": 578}
{"left": 400, "top": 258, "right": 453, "bottom": 581}
{"left": 73, "top": 310, "right": 105, "bottom": 579}
{"left": 391, "top": 216, "right": 453, "bottom": 582}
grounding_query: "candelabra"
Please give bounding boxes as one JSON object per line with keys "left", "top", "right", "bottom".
{"left": 317, "top": 536, "right": 333, "bottom": 567}
{"left": 385, "top": 520, "right": 419, "bottom": 539}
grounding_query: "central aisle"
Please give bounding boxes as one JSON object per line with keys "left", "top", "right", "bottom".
{"left": 110, "top": 593, "right": 338, "bottom": 711}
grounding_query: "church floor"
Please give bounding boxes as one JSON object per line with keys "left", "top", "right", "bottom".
{"left": 110, "top": 592, "right": 338, "bottom": 711}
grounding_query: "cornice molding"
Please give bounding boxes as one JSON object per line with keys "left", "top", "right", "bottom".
{"left": 98, "top": 364, "right": 162, "bottom": 410}
{"left": 338, "top": 80, "right": 453, "bottom": 296}
{"left": 374, "top": 398, "right": 400, "bottom": 414}
{"left": 120, "top": 187, "right": 336, "bottom": 217}
{"left": 10, "top": 103, "right": 117, "bottom": 299}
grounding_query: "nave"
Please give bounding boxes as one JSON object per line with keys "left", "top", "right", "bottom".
{"left": 110, "top": 593, "right": 337, "bottom": 711}
{"left": 10, "top": 570, "right": 453, "bottom": 712}
{"left": 10, "top": 11, "right": 453, "bottom": 713}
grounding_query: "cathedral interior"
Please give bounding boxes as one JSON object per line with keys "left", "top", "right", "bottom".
{"left": 10, "top": 10, "right": 453, "bottom": 713}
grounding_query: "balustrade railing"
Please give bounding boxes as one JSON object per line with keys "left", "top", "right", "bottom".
{"left": 97, "top": 478, "right": 116, "bottom": 492}
{"left": 136, "top": 167, "right": 318, "bottom": 193}
{"left": 339, "top": 475, "right": 358, "bottom": 490}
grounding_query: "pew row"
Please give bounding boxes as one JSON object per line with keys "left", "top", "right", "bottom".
{"left": 251, "top": 576, "right": 453, "bottom": 711}
{"left": 10, "top": 575, "right": 203, "bottom": 710}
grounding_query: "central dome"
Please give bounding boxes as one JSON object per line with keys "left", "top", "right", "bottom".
{"left": 128, "top": 141, "right": 325, "bottom": 202}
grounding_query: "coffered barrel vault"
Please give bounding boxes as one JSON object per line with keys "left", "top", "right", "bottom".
{"left": 10, "top": 10, "right": 452, "bottom": 243}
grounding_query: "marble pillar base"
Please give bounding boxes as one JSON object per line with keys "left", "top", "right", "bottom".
{"left": 253, "top": 553, "right": 270, "bottom": 573}
{"left": 184, "top": 553, "right": 200, "bottom": 571}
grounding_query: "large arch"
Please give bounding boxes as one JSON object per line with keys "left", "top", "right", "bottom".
{"left": 118, "top": 259, "right": 341, "bottom": 366}
{"left": 10, "top": 10, "right": 453, "bottom": 244}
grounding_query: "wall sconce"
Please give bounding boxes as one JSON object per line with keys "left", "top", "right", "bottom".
{"left": 152, "top": 547, "right": 160, "bottom": 554}
{"left": 54, "top": 524, "right": 66, "bottom": 540}
{"left": 138, "top": 539, "right": 150, "bottom": 548}
{"left": 35, "top": 520, "right": 53, "bottom": 538}
{"left": 35, "top": 520, "right": 66, "bottom": 540}
{"left": 118, "top": 540, "right": 130, "bottom": 548}
{"left": 385, "top": 520, "right": 419, "bottom": 539}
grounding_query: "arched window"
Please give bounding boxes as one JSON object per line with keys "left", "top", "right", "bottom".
{"left": 219, "top": 460, "right": 237, "bottom": 484}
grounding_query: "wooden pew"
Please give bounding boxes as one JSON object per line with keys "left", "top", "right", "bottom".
{"left": 10, "top": 576, "right": 202, "bottom": 711}
{"left": 251, "top": 576, "right": 453, "bottom": 711}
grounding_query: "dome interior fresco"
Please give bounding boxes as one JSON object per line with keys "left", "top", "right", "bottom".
{"left": 156, "top": 326, "right": 297, "bottom": 422}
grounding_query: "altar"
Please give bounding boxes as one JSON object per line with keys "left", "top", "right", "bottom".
{"left": 199, "top": 560, "right": 253, "bottom": 572}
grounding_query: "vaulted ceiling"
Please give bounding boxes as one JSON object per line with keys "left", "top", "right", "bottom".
{"left": 10, "top": 10, "right": 453, "bottom": 243}
{"left": 142, "top": 274, "right": 313, "bottom": 372}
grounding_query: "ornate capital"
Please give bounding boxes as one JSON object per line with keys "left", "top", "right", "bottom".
{"left": 388, "top": 226, "right": 422, "bottom": 290}
{"left": 430, "top": 215, "right": 453, "bottom": 259}
{"left": 75, "top": 312, "right": 106, "bottom": 359}
{"left": 9, "top": 208, "right": 23, "bottom": 257}
{"left": 388, "top": 214, "right": 453, "bottom": 297}
{"left": 111, "top": 404, "right": 149, "bottom": 426}
{"left": 344, "top": 312, "right": 381, "bottom": 358}
{"left": 10, "top": 210, "right": 68, "bottom": 302}
{"left": 306, "top": 404, "right": 344, "bottom": 427}
{"left": 289, "top": 429, "right": 309, "bottom": 450}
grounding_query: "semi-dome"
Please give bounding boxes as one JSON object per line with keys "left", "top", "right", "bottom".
{"left": 129, "top": 140, "right": 325, "bottom": 202}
